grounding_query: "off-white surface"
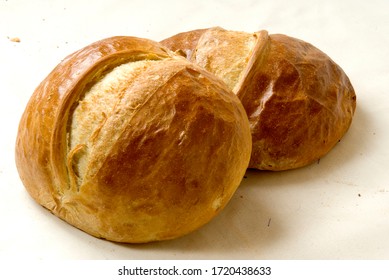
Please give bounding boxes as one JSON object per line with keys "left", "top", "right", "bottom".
{"left": 1, "top": 0, "right": 388, "bottom": 259}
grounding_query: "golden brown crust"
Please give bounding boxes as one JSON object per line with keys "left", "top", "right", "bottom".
{"left": 161, "top": 28, "right": 207, "bottom": 60}
{"left": 15, "top": 36, "right": 251, "bottom": 242}
{"left": 161, "top": 27, "right": 356, "bottom": 170}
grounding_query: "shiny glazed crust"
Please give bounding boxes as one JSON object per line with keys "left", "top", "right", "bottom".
{"left": 15, "top": 36, "right": 252, "bottom": 243}
{"left": 161, "top": 27, "right": 356, "bottom": 171}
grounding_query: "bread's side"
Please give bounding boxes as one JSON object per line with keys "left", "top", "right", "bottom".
{"left": 242, "top": 34, "right": 356, "bottom": 170}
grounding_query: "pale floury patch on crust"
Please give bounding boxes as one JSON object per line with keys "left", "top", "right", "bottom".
{"left": 68, "top": 60, "right": 160, "bottom": 186}
{"left": 193, "top": 27, "right": 257, "bottom": 92}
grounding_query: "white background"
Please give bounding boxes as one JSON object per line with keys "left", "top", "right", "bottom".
{"left": 0, "top": 0, "right": 388, "bottom": 260}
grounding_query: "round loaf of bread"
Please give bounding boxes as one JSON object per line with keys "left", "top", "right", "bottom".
{"left": 15, "top": 36, "right": 252, "bottom": 243}
{"left": 161, "top": 27, "right": 356, "bottom": 170}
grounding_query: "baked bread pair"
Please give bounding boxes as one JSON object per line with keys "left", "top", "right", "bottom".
{"left": 15, "top": 27, "right": 355, "bottom": 243}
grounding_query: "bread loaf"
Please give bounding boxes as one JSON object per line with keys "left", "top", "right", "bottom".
{"left": 15, "top": 36, "right": 252, "bottom": 243}
{"left": 161, "top": 27, "right": 356, "bottom": 170}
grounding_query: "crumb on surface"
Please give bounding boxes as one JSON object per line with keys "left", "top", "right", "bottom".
{"left": 9, "top": 37, "right": 21, "bottom": 43}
